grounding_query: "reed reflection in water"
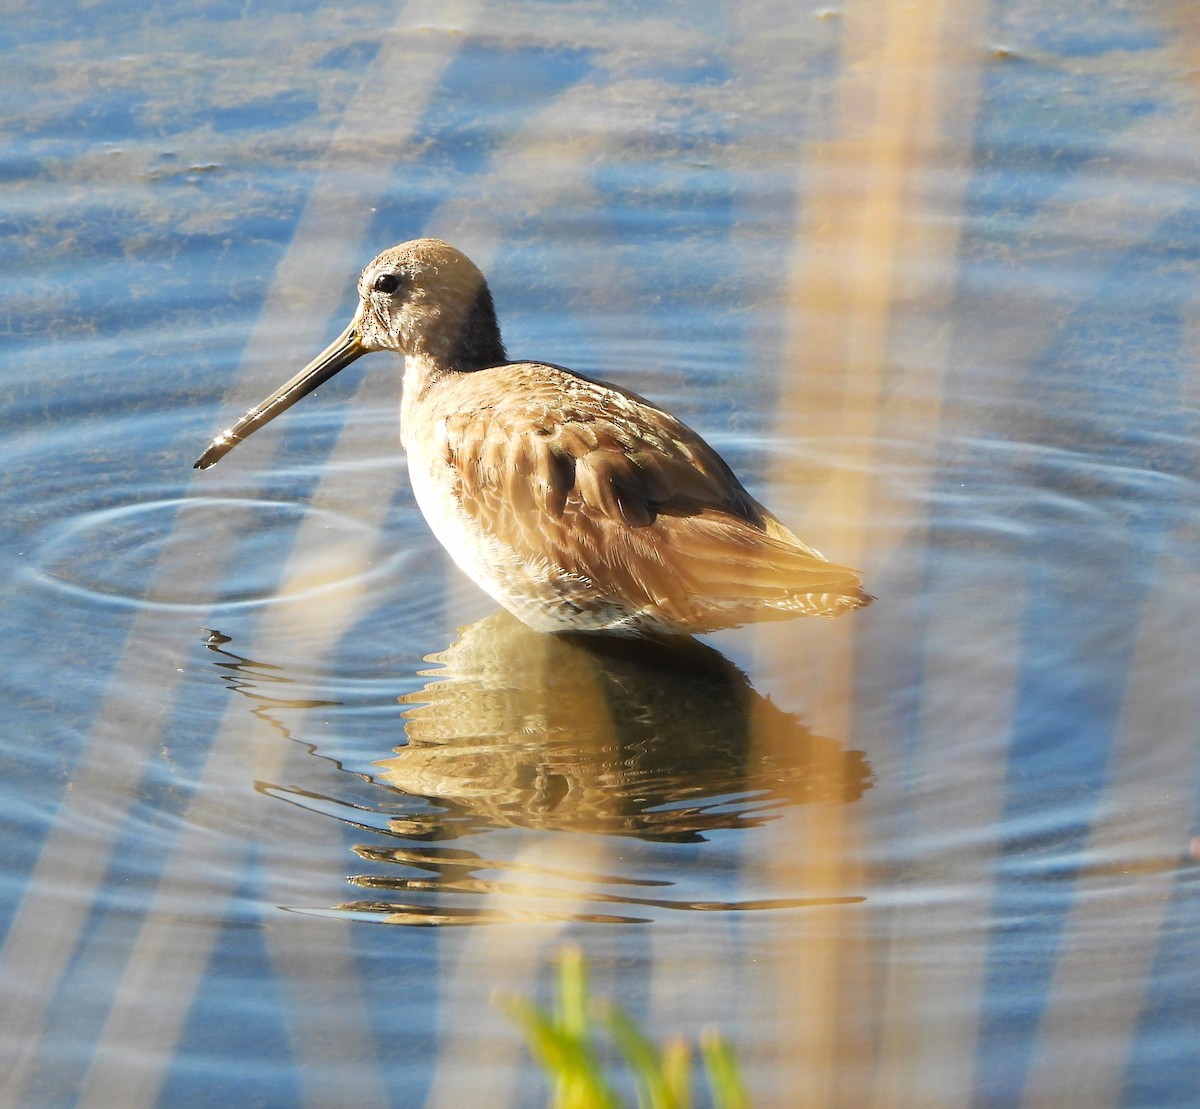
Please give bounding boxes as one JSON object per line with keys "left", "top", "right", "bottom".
{"left": 210, "top": 612, "right": 871, "bottom": 924}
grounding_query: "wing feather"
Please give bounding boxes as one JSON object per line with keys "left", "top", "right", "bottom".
{"left": 436, "top": 365, "right": 870, "bottom": 630}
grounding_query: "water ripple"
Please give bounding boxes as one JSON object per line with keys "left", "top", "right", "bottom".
{"left": 26, "top": 496, "right": 390, "bottom": 612}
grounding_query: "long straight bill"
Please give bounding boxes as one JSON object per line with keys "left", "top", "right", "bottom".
{"left": 194, "top": 322, "right": 367, "bottom": 469}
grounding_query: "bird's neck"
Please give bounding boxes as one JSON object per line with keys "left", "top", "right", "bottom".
{"left": 445, "top": 281, "right": 507, "bottom": 371}
{"left": 400, "top": 352, "right": 447, "bottom": 446}
{"left": 399, "top": 282, "right": 508, "bottom": 447}
{"left": 402, "top": 282, "right": 508, "bottom": 372}
{"left": 401, "top": 347, "right": 448, "bottom": 389}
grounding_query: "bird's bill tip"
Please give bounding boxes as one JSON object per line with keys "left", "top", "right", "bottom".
{"left": 191, "top": 323, "right": 367, "bottom": 470}
{"left": 194, "top": 435, "right": 235, "bottom": 469}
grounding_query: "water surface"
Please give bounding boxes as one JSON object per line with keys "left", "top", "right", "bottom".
{"left": 2, "top": 1, "right": 1199, "bottom": 1107}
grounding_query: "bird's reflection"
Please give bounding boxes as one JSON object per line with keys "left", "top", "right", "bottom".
{"left": 206, "top": 613, "right": 873, "bottom": 923}
{"left": 378, "top": 611, "right": 870, "bottom": 841}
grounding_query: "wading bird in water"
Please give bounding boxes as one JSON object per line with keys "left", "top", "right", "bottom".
{"left": 195, "top": 239, "right": 871, "bottom": 636}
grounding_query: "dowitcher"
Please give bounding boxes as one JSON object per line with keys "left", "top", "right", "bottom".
{"left": 195, "top": 239, "right": 871, "bottom": 636}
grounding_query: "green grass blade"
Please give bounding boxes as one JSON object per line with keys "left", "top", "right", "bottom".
{"left": 557, "top": 944, "right": 589, "bottom": 1040}
{"left": 600, "top": 1001, "right": 673, "bottom": 1109}
{"left": 700, "top": 1028, "right": 750, "bottom": 1109}
{"left": 661, "top": 1037, "right": 692, "bottom": 1108}
{"left": 499, "top": 950, "right": 753, "bottom": 1109}
{"left": 496, "top": 993, "right": 621, "bottom": 1109}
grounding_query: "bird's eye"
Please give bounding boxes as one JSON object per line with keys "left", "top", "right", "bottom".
{"left": 373, "top": 273, "right": 401, "bottom": 295}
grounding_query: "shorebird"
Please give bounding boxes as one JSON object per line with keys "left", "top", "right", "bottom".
{"left": 195, "top": 238, "right": 871, "bottom": 636}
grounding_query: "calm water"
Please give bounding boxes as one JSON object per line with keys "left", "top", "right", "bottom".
{"left": 3, "top": 1, "right": 1200, "bottom": 1106}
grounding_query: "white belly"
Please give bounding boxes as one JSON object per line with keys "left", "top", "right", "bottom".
{"left": 404, "top": 435, "right": 645, "bottom": 634}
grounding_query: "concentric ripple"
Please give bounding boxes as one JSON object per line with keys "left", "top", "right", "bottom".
{"left": 27, "top": 496, "right": 385, "bottom": 612}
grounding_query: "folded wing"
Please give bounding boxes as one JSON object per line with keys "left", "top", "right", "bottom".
{"left": 442, "top": 368, "right": 871, "bottom": 632}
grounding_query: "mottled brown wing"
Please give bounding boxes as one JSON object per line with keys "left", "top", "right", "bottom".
{"left": 441, "top": 366, "right": 868, "bottom": 625}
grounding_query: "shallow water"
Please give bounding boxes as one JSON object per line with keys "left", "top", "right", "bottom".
{"left": 3, "top": 1, "right": 1200, "bottom": 1107}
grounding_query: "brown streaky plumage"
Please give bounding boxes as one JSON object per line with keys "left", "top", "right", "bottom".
{"left": 195, "top": 238, "right": 872, "bottom": 636}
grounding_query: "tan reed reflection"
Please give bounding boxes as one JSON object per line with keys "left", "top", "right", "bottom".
{"left": 750, "top": 0, "right": 994, "bottom": 1104}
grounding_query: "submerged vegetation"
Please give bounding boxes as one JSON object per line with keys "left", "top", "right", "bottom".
{"left": 497, "top": 946, "right": 751, "bottom": 1109}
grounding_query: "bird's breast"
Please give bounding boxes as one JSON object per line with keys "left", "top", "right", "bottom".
{"left": 402, "top": 407, "right": 514, "bottom": 595}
